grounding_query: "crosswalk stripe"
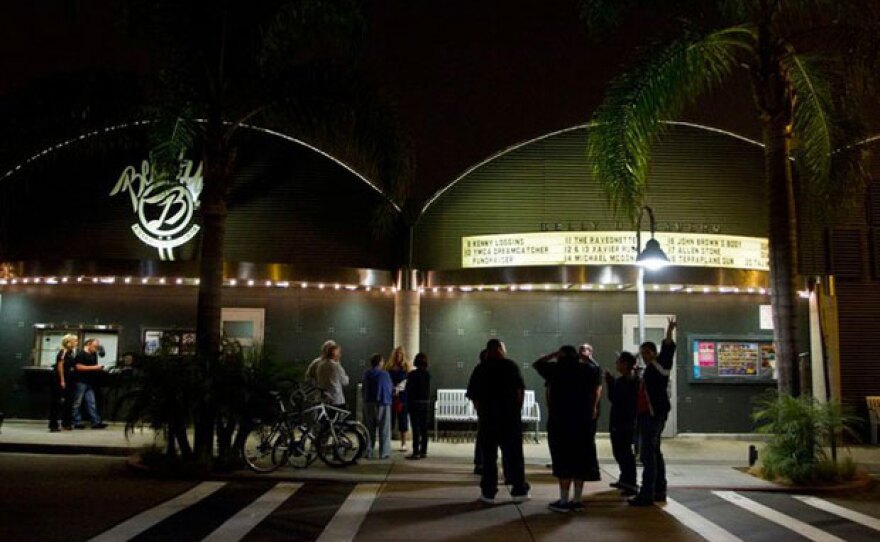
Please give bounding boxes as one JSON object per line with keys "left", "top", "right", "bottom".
{"left": 793, "top": 495, "right": 880, "bottom": 532}
{"left": 316, "top": 483, "right": 381, "bottom": 542}
{"left": 662, "top": 497, "right": 745, "bottom": 542}
{"left": 88, "top": 481, "right": 227, "bottom": 542}
{"left": 201, "top": 482, "right": 302, "bottom": 542}
{"left": 712, "top": 491, "right": 846, "bottom": 542}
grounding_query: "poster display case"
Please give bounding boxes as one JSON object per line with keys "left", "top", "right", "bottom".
{"left": 689, "top": 335, "right": 776, "bottom": 383}
{"left": 142, "top": 328, "right": 196, "bottom": 356}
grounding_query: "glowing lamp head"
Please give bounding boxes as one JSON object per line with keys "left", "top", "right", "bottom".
{"left": 635, "top": 238, "right": 671, "bottom": 271}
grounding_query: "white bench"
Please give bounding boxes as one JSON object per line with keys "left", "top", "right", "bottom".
{"left": 868, "top": 396, "right": 880, "bottom": 444}
{"left": 434, "top": 389, "right": 541, "bottom": 442}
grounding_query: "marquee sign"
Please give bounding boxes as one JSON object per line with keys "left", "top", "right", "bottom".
{"left": 462, "top": 231, "right": 769, "bottom": 270}
{"left": 110, "top": 157, "right": 203, "bottom": 261}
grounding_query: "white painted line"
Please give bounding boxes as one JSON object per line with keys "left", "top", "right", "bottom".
{"left": 202, "top": 482, "right": 302, "bottom": 542}
{"left": 316, "top": 483, "right": 381, "bottom": 542}
{"left": 88, "top": 481, "right": 226, "bottom": 542}
{"left": 713, "top": 491, "right": 846, "bottom": 542}
{"left": 793, "top": 495, "right": 880, "bottom": 532}
{"left": 663, "top": 497, "right": 745, "bottom": 542}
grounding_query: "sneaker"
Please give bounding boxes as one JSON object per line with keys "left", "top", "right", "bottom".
{"left": 627, "top": 496, "right": 654, "bottom": 507}
{"left": 569, "top": 501, "right": 585, "bottom": 512}
{"left": 548, "top": 499, "right": 570, "bottom": 513}
{"left": 400, "top": 446, "right": 408, "bottom": 452}
{"left": 510, "top": 491, "right": 531, "bottom": 503}
{"left": 91, "top": 423, "right": 108, "bottom": 429}
{"left": 479, "top": 494, "right": 495, "bottom": 504}
{"left": 405, "top": 454, "right": 421, "bottom": 460}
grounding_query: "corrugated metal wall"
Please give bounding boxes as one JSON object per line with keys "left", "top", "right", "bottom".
{"left": 414, "top": 124, "right": 768, "bottom": 270}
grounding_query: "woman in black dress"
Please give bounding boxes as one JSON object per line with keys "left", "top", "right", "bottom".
{"left": 533, "top": 345, "right": 601, "bottom": 513}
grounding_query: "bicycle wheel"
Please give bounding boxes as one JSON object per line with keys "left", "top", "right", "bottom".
{"left": 242, "top": 423, "right": 284, "bottom": 473}
{"left": 316, "top": 425, "right": 361, "bottom": 467}
{"left": 286, "top": 425, "right": 318, "bottom": 469}
{"left": 342, "top": 420, "right": 370, "bottom": 461}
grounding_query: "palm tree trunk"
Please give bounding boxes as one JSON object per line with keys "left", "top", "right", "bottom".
{"left": 193, "top": 128, "right": 231, "bottom": 463}
{"left": 763, "top": 117, "right": 802, "bottom": 396}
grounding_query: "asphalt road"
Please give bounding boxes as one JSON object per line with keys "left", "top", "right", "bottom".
{"left": 1, "top": 453, "right": 878, "bottom": 542}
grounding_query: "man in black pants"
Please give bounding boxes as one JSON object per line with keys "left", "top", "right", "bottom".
{"left": 629, "top": 317, "right": 677, "bottom": 506}
{"left": 467, "top": 339, "right": 530, "bottom": 504}
{"left": 579, "top": 343, "right": 603, "bottom": 481}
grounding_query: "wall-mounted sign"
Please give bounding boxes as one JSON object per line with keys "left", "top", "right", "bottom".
{"left": 110, "top": 156, "right": 203, "bottom": 261}
{"left": 461, "top": 231, "right": 769, "bottom": 270}
{"left": 690, "top": 337, "right": 776, "bottom": 382}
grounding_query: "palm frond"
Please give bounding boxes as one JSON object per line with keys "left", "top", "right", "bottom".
{"left": 786, "top": 53, "right": 870, "bottom": 221}
{"left": 587, "top": 26, "right": 753, "bottom": 219}
{"left": 149, "top": 116, "right": 200, "bottom": 183}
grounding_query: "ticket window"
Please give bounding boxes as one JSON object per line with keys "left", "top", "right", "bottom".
{"left": 221, "top": 308, "right": 265, "bottom": 355}
{"left": 32, "top": 327, "right": 120, "bottom": 368}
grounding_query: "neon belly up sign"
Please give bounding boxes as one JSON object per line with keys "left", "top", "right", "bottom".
{"left": 462, "top": 231, "right": 769, "bottom": 270}
{"left": 110, "top": 157, "right": 203, "bottom": 261}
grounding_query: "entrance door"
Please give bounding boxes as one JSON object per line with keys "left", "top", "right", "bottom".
{"left": 221, "top": 308, "right": 265, "bottom": 355}
{"left": 622, "top": 314, "right": 677, "bottom": 437}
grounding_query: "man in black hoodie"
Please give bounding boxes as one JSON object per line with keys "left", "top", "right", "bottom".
{"left": 628, "top": 317, "right": 676, "bottom": 506}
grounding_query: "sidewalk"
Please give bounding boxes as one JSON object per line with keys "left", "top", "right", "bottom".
{"left": 2, "top": 419, "right": 878, "bottom": 488}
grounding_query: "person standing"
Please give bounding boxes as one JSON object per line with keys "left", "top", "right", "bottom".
{"left": 629, "top": 317, "right": 677, "bottom": 506}
{"left": 405, "top": 353, "right": 431, "bottom": 460}
{"left": 473, "top": 349, "right": 487, "bottom": 475}
{"left": 361, "top": 353, "right": 392, "bottom": 459}
{"left": 605, "top": 351, "right": 640, "bottom": 496}
{"left": 48, "top": 334, "right": 78, "bottom": 432}
{"left": 71, "top": 338, "right": 107, "bottom": 429}
{"left": 315, "top": 341, "right": 349, "bottom": 408}
{"left": 534, "top": 346, "right": 601, "bottom": 513}
{"left": 466, "top": 339, "right": 530, "bottom": 504}
{"left": 579, "top": 343, "right": 603, "bottom": 481}
{"left": 386, "top": 346, "right": 410, "bottom": 452}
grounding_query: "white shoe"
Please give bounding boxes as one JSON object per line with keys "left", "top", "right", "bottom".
{"left": 510, "top": 492, "right": 531, "bottom": 503}
{"left": 400, "top": 446, "right": 408, "bottom": 452}
{"left": 479, "top": 494, "right": 495, "bottom": 504}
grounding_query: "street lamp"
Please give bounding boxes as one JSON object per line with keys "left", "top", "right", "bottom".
{"left": 635, "top": 206, "right": 670, "bottom": 344}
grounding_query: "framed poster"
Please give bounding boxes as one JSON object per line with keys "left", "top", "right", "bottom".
{"left": 143, "top": 328, "right": 196, "bottom": 356}
{"left": 690, "top": 335, "right": 776, "bottom": 383}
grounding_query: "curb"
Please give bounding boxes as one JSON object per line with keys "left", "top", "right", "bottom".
{"left": 0, "top": 442, "right": 139, "bottom": 457}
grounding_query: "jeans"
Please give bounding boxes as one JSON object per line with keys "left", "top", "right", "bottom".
{"left": 72, "top": 381, "right": 101, "bottom": 426}
{"left": 637, "top": 413, "right": 667, "bottom": 499}
{"left": 409, "top": 403, "right": 429, "bottom": 456}
{"left": 364, "top": 402, "right": 391, "bottom": 458}
{"left": 478, "top": 420, "right": 529, "bottom": 498}
{"left": 610, "top": 425, "right": 637, "bottom": 488}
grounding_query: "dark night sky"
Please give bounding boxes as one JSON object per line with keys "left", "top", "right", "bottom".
{"left": 2, "top": 1, "right": 763, "bottom": 200}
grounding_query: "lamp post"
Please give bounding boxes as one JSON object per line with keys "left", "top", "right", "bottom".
{"left": 635, "top": 206, "right": 671, "bottom": 344}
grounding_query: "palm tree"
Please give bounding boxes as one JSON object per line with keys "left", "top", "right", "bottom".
{"left": 122, "top": 0, "right": 412, "bottom": 462}
{"left": 580, "top": 0, "right": 879, "bottom": 394}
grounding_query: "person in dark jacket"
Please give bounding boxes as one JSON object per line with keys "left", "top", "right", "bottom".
{"left": 467, "top": 339, "right": 530, "bottom": 504}
{"left": 48, "top": 334, "right": 78, "bottom": 432}
{"left": 405, "top": 352, "right": 432, "bottom": 459}
{"left": 534, "top": 345, "right": 601, "bottom": 513}
{"left": 605, "top": 351, "right": 640, "bottom": 495}
{"left": 629, "top": 317, "right": 677, "bottom": 506}
{"left": 578, "top": 343, "right": 603, "bottom": 481}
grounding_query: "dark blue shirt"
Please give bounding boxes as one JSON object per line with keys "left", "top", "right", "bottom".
{"left": 362, "top": 367, "right": 393, "bottom": 406}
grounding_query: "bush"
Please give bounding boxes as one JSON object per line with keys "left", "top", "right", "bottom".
{"left": 752, "top": 393, "right": 861, "bottom": 485}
